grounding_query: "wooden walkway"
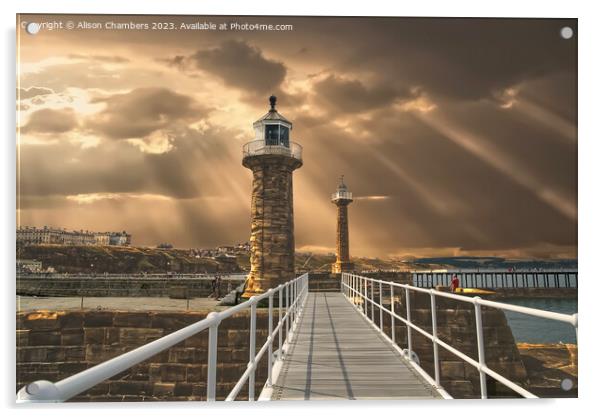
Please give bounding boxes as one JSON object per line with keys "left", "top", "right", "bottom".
{"left": 269, "top": 292, "right": 441, "bottom": 400}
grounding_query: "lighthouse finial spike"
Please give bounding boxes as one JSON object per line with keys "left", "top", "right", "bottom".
{"left": 340, "top": 174, "right": 345, "bottom": 185}
{"left": 269, "top": 95, "right": 277, "bottom": 111}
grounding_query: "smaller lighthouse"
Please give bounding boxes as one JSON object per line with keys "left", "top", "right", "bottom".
{"left": 331, "top": 176, "right": 354, "bottom": 273}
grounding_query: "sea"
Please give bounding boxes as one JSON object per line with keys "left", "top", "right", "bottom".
{"left": 502, "top": 298, "right": 577, "bottom": 344}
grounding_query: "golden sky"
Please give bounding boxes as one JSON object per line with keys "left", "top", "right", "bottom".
{"left": 16, "top": 15, "right": 577, "bottom": 258}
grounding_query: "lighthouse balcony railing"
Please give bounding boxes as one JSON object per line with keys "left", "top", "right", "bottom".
{"left": 17, "top": 273, "right": 309, "bottom": 403}
{"left": 331, "top": 191, "right": 353, "bottom": 201}
{"left": 243, "top": 140, "right": 302, "bottom": 162}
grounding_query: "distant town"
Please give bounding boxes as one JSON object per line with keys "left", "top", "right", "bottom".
{"left": 17, "top": 226, "right": 131, "bottom": 246}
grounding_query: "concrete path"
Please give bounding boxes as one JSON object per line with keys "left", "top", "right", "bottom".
{"left": 270, "top": 292, "right": 441, "bottom": 400}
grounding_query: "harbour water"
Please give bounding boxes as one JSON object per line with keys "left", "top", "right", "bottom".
{"left": 502, "top": 298, "right": 578, "bottom": 344}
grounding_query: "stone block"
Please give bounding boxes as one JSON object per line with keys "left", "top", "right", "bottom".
{"left": 65, "top": 346, "right": 86, "bottom": 361}
{"left": 218, "top": 363, "right": 246, "bottom": 383}
{"left": 59, "top": 312, "right": 84, "bottom": 329}
{"left": 119, "top": 328, "right": 163, "bottom": 346}
{"left": 440, "top": 360, "right": 466, "bottom": 379}
{"left": 191, "top": 383, "right": 207, "bottom": 398}
{"left": 84, "top": 328, "right": 105, "bottom": 344}
{"left": 18, "top": 347, "right": 47, "bottom": 362}
{"left": 149, "top": 364, "right": 162, "bottom": 382}
{"left": 29, "top": 331, "right": 61, "bottom": 346}
{"left": 103, "top": 327, "right": 119, "bottom": 345}
{"left": 61, "top": 329, "right": 84, "bottom": 346}
{"left": 84, "top": 381, "right": 110, "bottom": 396}
{"left": 174, "top": 382, "right": 193, "bottom": 396}
{"left": 109, "top": 381, "right": 153, "bottom": 396}
{"left": 168, "top": 348, "right": 198, "bottom": 364}
{"left": 84, "top": 311, "right": 114, "bottom": 327}
{"left": 160, "top": 363, "right": 188, "bottom": 382}
{"left": 17, "top": 329, "right": 30, "bottom": 347}
{"left": 183, "top": 332, "right": 208, "bottom": 348}
{"left": 185, "top": 364, "right": 207, "bottom": 382}
{"left": 153, "top": 382, "right": 175, "bottom": 397}
{"left": 151, "top": 313, "right": 204, "bottom": 330}
{"left": 85, "top": 345, "right": 127, "bottom": 363}
{"left": 45, "top": 346, "right": 67, "bottom": 361}
{"left": 129, "top": 364, "right": 150, "bottom": 380}
{"left": 58, "top": 361, "right": 89, "bottom": 376}
{"left": 446, "top": 380, "right": 477, "bottom": 399}
{"left": 114, "top": 312, "right": 152, "bottom": 328}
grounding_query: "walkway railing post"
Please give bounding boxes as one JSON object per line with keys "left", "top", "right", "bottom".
{"left": 379, "top": 281, "right": 383, "bottom": 332}
{"left": 267, "top": 289, "right": 274, "bottom": 387}
{"left": 390, "top": 283, "right": 395, "bottom": 344}
{"left": 278, "top": 285, "right": 283, "bottom": 360}
{"left": 285, "top": 284, "right": 290, "bottom": 340}
{"left": 430, "top": 290, "right": 440, "bottom": 386}
{"left": 206, "top": 312, "right": 219, "bottom": 401}
{"left": 249, "top": 299, "right": 257, "bottom": 401}
{"left": 353, "top": 275, "right": 359, "bottom": 307}
{"left": 364, "top": 277, "right": 368, "bottom": 316}
{"left": 370, "top": 280, "right": 375, "bottom": 322}
{"left": 405, "top": 288, "right": 412, "bottom": 359}
{"left": 291, "top": 280, "right": 295, "bottom": 323}
{"left": 474, "top": 297, "right": 488, "bottom": 399}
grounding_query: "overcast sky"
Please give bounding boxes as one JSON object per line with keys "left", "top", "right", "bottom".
{"left": 17, "top": 15, "right": 577, "bottom": 258}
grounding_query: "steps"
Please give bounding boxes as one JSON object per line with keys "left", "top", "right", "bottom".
{"left": 308, "top": 279, "right": 341, "bottom": 292}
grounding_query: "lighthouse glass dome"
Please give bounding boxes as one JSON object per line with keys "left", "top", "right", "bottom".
{"left": 244, "top": 96, "right": 302, "bottom": 162}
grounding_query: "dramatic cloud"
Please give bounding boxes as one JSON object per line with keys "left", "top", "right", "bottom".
{"left": 87, "top": 87, "right": 209, "bottom": 140}
{"left": 313, "top": 75, "right": 410, "bottom": 114}
{"left": 182, "top": 40, "right": 287, "bottom": 95}
{"left": 21, "top": 107, "right": 78, "bottom": 134}
{"left": 18, "top": 86, "right": 54, "bottom": 100}
{"left": 67, "top": 54, "right": 130, "bottom": 63}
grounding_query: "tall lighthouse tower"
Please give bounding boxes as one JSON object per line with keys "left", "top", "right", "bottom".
{"left": 331, "top": 176, "right": 354, "bottom": 273}
{"left": 242, "top": 96, "right": 303, "bottom": 298}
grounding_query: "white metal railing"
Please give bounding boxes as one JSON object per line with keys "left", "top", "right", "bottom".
{"left": 242, "top": 140, "right": 302, "bottom": 162}
{"left": 341, "top": 272, "right": 578, "bottom": 399}
{"left": 331, "top": 191, "right": 353, "bottom": 201}
{"left": 17, "top": 273, "right": 309, "bottom": 403}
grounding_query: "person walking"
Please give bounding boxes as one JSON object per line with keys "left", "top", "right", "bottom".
{"left": 215, "top": 275, "right": 222, "bottom": 300}
{"left": 209, "top": 275, "right": 218, "bottom": 299}
{"left": 450, "top": 274, "right": 460, "bottom": 293}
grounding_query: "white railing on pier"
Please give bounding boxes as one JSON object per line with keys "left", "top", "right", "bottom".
{"left": 242, "top": 140, "right": 302, "bottom": 162}
{"left": 341, "top": 272, "right": 578, "bottom": 399}
{"left": 17, "top": 273, "right": 309, "bottom": 403}
{"left": 412, "top": 270, "right": 578, "bottom": 289}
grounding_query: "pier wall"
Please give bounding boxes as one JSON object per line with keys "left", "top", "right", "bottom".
{"left": 17, "top": 309, "right": 271, "bottom": 401}
{"left": 16, "top": 276, "right": 246, "bottom": 298}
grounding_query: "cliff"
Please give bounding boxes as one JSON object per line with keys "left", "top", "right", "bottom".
{"left": 17, "top": 245, "right": 240, "bottom": 274}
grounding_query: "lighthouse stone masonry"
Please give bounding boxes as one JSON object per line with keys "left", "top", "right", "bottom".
{"left": 242, "top": 96, "right": 303, "bottom": 298}
{"left": 331, "top": 177, "right": 354, "bottom": 273}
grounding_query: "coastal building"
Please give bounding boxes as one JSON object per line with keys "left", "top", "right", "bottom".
{"left": 16, "top": 259, "right": 43, "bottom": 273}
{"left": 17, "top": 226, "right": 131, "bottom": 247}
{"left": 331, "top": 176, "right": 354, "bottom": 273}
{"left": 242, "top": 96, "right": 303, "bottom": 297}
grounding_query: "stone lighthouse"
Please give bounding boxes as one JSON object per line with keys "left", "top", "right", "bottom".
{"left": 331, "top": 176, "right": 354, "bottom": 273}
{"left": 242, "top": 96, "right": 303, "bottom": 298}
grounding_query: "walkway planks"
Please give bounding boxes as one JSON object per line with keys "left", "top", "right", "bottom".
{"left": 270, "top": 292, "right": 441, "bottom": 400}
